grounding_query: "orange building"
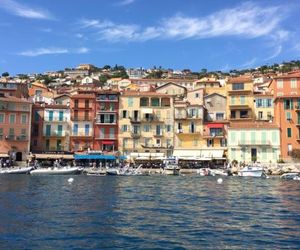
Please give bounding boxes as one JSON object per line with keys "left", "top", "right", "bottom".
{"left": 269, "top": 71, "right": 300, "bottom": 161}
{"left": 30, "top": 104, "right": 45, "bottom": 152}
{"left": 69, "top": 93, "right": 95, "bottom": 152}
{"left": 0, "top": 94, "right": 32, "bottom": 161}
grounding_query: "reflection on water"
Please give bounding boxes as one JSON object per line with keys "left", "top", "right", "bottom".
{"left": 0, "top": 176, "right": 300, "bottom": 249}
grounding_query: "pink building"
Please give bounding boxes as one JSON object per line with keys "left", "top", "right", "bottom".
{"left": 0, "top": 94, "right": 32, "bottom": 161}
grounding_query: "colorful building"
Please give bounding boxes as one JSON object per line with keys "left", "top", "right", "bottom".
{"left": 93, "top": 91, "right": 119, "bottom": 153}
{"left": 0, "top": 95, "right": 32, "bottom": 161}
{"left": 30, "top": 103, "right": 45, "bottom": 152}
{"left": 227, "top": 122, "right": 280, "bottom": 163}
{"left": 70, "top": 93, "right": 95, "bottom": 152}
{"left": 254, "top": 93, "right": 274, "bottom": 121}
{"left": 119, "top": 91, "right": 174, "bottom": 158}
{"left": 227, "top": 77, "right": 254, "bottom": 121}
{"left": 43, "top": 105, "right": 70, "bottom": 152}
{"left": 270, "top": 72, "right": 300, "bottom": 161}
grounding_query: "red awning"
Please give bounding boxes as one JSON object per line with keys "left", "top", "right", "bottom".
{"left": 102, "top": 141, "right": 115, "bottom": 145}
{"left": 206, "top": 123, "right": 224, "bottom": 128}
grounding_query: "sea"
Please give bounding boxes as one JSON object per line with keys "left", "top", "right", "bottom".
{"left": 0, "top": 175, "right": 300, "bottom": 249}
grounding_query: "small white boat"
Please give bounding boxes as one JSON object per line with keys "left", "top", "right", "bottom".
{"left": 281, "top": 172, "right": 300, "bottom": 180}
{"left": 209, "top": 169, "right": 229, "bottom": 176}
{"left": 106, "top": 168, "right": 120, "bottom": 175}
{"left": 163, "top": 158, "right": 180, "bottom": 175}
{"left": 238, "top": 165, "right": 264, "bottom": 177}
{"left": 30, "top": 167, "right": 81, "bottom": 175}
{"left": 0, "top": 166, "right": 33, "bottom": 174}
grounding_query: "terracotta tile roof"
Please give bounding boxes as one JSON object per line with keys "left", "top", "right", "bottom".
{"left": 229, "top": 121, "right": 279, "bottom": 129}
{"left": 71, "top": 94, "right": 95, "bottom": 99}
{"left": 228, "top": 76, "right": 252, "bottom": 84}
{"left": 121, "top": 91, "right": 171, "bottom": 97}
{"left": 274, "top": 72, "right": 300, "bottom": 79}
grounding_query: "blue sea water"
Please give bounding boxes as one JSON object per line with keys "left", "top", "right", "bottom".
{"left": 0, "top": 175, "right": 300, "bottom": 249}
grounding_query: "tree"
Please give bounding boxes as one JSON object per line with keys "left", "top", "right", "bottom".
{"left": 2, "top": 72, "right": 9, "bottom": 77}
{"left": 291, "top": 149, "right": 300, "bottom": 161}
{"left": 102, "top": 65, "right": 111, "bottom": 70}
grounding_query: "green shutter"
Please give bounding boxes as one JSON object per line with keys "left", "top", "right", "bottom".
{"left": 261, "top": 131, "right": 267, "bottom": 144}
{"left": 241, "top": 131, "right": 246, "bottom": 144}
{"left": 251, "top": 131, "right": 255, "bottom": 144}
{"left": 287, "top": 128, "right": 292, "bottom": 138}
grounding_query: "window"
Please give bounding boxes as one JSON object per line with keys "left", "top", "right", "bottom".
{"left": 258, "top": 111, "right": 263, "bottom": 120}
{"left": 48, "top": 111, "right": 53, "bottom": 121}
{"left": 46, "top": 139, "right": 50, "bottom": 151}
{"left": 286, "top": 112, "right": 291, "bottom": 121}
{"left": 121, "top": 125, "right": 128, "bottom": 132}
{"left": 109, "top": 128, "right": 115, "bottom": 139}
{"left": 166, "top": 124, "right": 172, "bottom": 133}
{"left": 266, "top": 99, "right": 272, "bottom": 107}
{"left": 21, "top": 114, "right": 27, "bottom": 124}
{"left": 9, "top": 128, "right": 14, "bottom": 136}
{"left": 210, "top": 128, "right": 223, "bottom": 136}
{"left": 33, "top": 124, "right": 39, "bottom": 136}
{"left": 122, "top": 110, "right": 128, "bottom": 118}
{"left": 232, "top": 83, "right": 244, "bottom": 90}
{"left": 291, "top": 79, "right": 297, "bottom": 88}
{"left": 216, "top": 113, "right": 224, "bottom": 120}
{"left": 240, "top": 110, "right": 248, "bottom": 118}
{"left": 231, "top": 96, "right": 235, "bottom": 105}
{"left": 73, "top": 124, "right": 78, "bottom": 135}
{"left": 46, "top": 125, "right": 51, "bottom": 136}
{"left": 143, "top": 124, "right": 150, "bottom": 132}
{"left": 57, "top": 125, "right": 63, "bottom": 136}
{"left": 256, "top": 99, "right": 262, "bottom": 107}
{"left": 189, "top": 122, "right": 195, "bottom": 133}
{"left": 85, "top": 124, "right": 90, "bottom": 136}
{"left": 35, "top": 90, "right": 42, "bottom": 96}
{"left": 277, "top": 79, "right": 283, "bottom": 88}
{"left": 34, "top": 111, "right": 39, "bottom": 122}
{"left": 240, "top": 96, "right": 245, "bottom": 105}
{"left": 74, "top": 100, "right": 79, "bottom": 108}
{"left": 59, "top": 111, "right": 64, "bottom": 121}
{"left": 128, "top": 97, "right": 133, "bottom": 107}
{"left": 287, "top": 128, "right": 292, "bottom": 138}
{"left": 195, "top": 93, "right": 200, "bottom": 98}
{"left": 207, "top": 139, "right": 214, "bottom": 147}
{"left": 0, "top": 113, "right": 4, "bottom": 123}
{"left": 156, "top": 125, "right": 162, "bottom": 135}
{"left": 33, "top": 140, "right": 37, "bottom": 146}
{"left": 284, "top": 99, "right": 293, "bottom": 110}
{"left": 140, "top": 98, "right": 148, "bottom": 107}
{"left": 100, "top": 128, "right": 105, "bottom": 138}
{"left": 145, "top": 138, "right": 151, "bottom": 147}
{"left": 151, "top": 98, "right": 160, "bottom": 107}
{"left": 85, "top": 99, "right": 89, "bottom": 108}
{"left": 221, "top": 138, "right": 227, "bottom": 147}
{"left": 9, "top": 114, "right": 15, "bottom": 124}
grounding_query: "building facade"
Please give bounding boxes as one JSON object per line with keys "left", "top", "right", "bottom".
{"left": 0, "top": 95, "right": 32, "bottom": 160}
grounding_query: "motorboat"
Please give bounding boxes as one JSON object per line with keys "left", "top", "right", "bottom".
{"left": 197, "top": 168, "right": 210, "bottom": 176}
{"left": 280, "top": 172, "right": 300, "bottom": 180}
{"left": 163, "top": 158, "right": 180, "bottom": 175}
{"left": 238, "top": 165, "right": 264, "bottom": 177}
{"left": 106, "top": 168, "right": 121, "bottom": 175}
{"left": 209, "top": 169, "right": 229, "bottom": 176}
{"left": 106, "top": 164, "right": 146, "bottom": 176}
{"left": 0, "top": 166, "right": 33, "bottom": 174}
{"left": 30, "top": 166, "right": 81, "bottom": 175}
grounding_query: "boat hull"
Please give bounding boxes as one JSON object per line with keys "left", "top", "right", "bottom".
{"left": 0, "top": 167, "right": 33, "bottom": 174}
{"left": 238, "top": 170, "right": 263, "bottom": 177}
{"left": 30, "top": 167, "right": 81, "bottom": 175}
{"left": 163, "top": 168, "right": 180, "bottom": 175}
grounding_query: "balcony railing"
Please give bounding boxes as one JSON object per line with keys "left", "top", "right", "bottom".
{"left": 95, "top": 135, "right": 117, "bottom": 140}
{"left": 72, "top": 116, "right": 93, "bottom": 121}
{"left": 5, "top": 135, "right": 28, "bottom": 141}
{"left": 130, "top": 117, "right": 141, "bottom": 123}
{"left": 71, "top": 132, "right": 93, "bottom": 137}
{"left": 131, "top": 132, "right": 141, "bottom": 138}
{"left": 95, "top": 119, "right": 116, "bottom": 124}
{"left": 45, "top": 117, "right": 69, "bottom": 122}
{"left": 96, "top": 96, "right": 118, "bottom": 102}
{"left": 44, "top": 132, "right": 68, "bottom": 137}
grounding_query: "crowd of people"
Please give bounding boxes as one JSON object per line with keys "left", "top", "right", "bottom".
{"left": 0, "top": 158, "right": 13, "bottom": 168}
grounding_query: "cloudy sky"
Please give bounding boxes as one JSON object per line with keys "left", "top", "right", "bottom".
{"left": 0, "top": 0, "right": 299, "bottom": 75}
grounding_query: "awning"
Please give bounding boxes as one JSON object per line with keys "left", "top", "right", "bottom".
{"left": 130, "top": 152, "right": 164, "bottom": 158}
{"left": 206, "top": 123, "right": 224, "bottom": 128}
{"left": 173, "top": 149, "right": 201, "bottom": 157}
{"left": 74, "top": 154, "right": 116, "bottom": 160}
{"left": 29, "top": 154, "right": 74, "bottom": 160}
{"left": 102, "top": 141, "right": 115, "bottom": 145}
{"left": 173, "top": 149, "right": 225, "bottom": 160}
{"left": 0, "top": 153, "right": 9, "bottom": 158}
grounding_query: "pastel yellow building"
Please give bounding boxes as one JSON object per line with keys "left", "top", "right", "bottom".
{"left": 254, "top": 93, "right": 274, "bottom": 121}
{"left": 119, "top": 91, "right": 174, "bottom": 158}
{"left": 227, "top": 77, "right": 254, "bottom": 121}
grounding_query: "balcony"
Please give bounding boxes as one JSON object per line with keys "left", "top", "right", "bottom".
{"left": 96, "top": 96, "right": 118, "bottom": 102}
{"left": 95, "top": 135, "right": 117, "bottom": 140}
{"left": 131, "top": 132, "right": 141, "bottom": 138}
{"left": 238, "top": 140, "right": 271, "bottom": 146}
{"left": 95, "top": 119, "right": 116, "bottom": 125}
{"left": 97, "top": 108, "right": 117, "bottom": 113}
{"left": 202, "top": 132, "right": 225, "bottom": 138}
{"left": 175, "top": 114, "right": 187, "bottom": 120}
{"left": 44, "top": 132, "right": 68, "bottom": 137}
{"left": 70, "top": 132, "right": 93, "bottom": 138}
{"left": 229, "top": 104, "right": 251, "bottom": 110}
{"left": 45, "top": 117, "right": 69, "bottom": 122}
{"left": 187, "top": 114, "right": 202, "bottom": 119}
{"left": 5, "top": 135, "right": 28, "bottom": 141}
{"left": 227, "top": 89, "right": 252, "bottom": 95}
{"left": 72, "top": 116, "right": 93, "bottom": 121}
{"left": 141, "top": 116, "right": 163, "bottom": 123}
{"left": 130, "top": 117, "right": 141, "bottom": 123}
{"left": 73, "top": 105, "right": 92, "bottom": 110}
{"left": 154, "top": 133, "right": 163, "bottom": 137}
{"left": 295, "top": 105, "right": 300, "bottom": 112}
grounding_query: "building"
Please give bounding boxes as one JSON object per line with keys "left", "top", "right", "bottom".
{"left": 254, "top": 93, "right": 274, "bottom": 121}
{"left": 0, "top": 80, "right": 29, "bottom": 98}
{"left": 227, "top": 122, "right": 280, "bottom": 163}
{"left": 70, "top": 93, "right": 95, "bottom": 152}
{"left": 94, "top": 91, "right": 119, "bottom": 153}
{"left": 43, "top": 105, "right": 70, "bottom": 152}
{"left": 119, "top": 91, "right": 174, "bottom": 158}
{"left": 269, "top": 72, "right": 300, "bottom": 161}
{"left": 173, "top": 89, "right": 206, "bottom": 158}
{"left": 227, "top": 77, "right": 254, "bottom": 121}
{"left": 0, "top": 95, "right": 32, "bottom": 161}
{"left": 155, "top": 82, "right": 187, "bottom": 97}
{"left": 30, "top": 104, "right": 45, "bottom": 152}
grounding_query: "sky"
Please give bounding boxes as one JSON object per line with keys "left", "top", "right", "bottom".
{"left": 0, "top": 0, "right": 300, "bottom": 75}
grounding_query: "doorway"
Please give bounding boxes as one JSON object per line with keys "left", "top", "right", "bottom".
{"left": 16, "top": 152, "right": 22, "bottom": 161}
{"left": 251, "top": 148, "right": 257, "bottom": 162}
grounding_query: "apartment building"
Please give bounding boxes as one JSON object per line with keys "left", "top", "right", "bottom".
{"left": 43, "top": 105, "right": 70, "bottom": 152}
{"left": 119, "top": 91, "right": 174, "bottom": 158}
{"left": 70, "top": 93, "right": 95, "bottom": 152}
{"left": 254, "top": 93, "right": 274, "bottom": 121}
{"left": 0, "top": 95, "right": 32, "bottom": 161}
{"left": 94, "top": 91, "right": 119, "bottom": 153}
{"left": 227, "top": 77, "right": 254, "bottom": 121}
{"left": 270, "top": 72, "right": 300, "bottom": 161}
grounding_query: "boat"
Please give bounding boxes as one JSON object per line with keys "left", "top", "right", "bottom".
{"left": 106, "top": 164, "right": 146, "bottom": 176}
{"left": 87, "top": 172, "right": 106, "bottom": 176}
{"left": 163, "top": 158, "right": 180, "bottom": 175}
{"left": 280, "top": 172, "right": 300, "bottom": 180}
{"left": 30, "top": 166, "right": 81, "bottom": 175}
{"left": 0, "top": 166, "right": 33, "bottom": 174}
{"left": 106, "top": 168, "right": 121, "bottom": 175}
{"left": 209, "top": 169, "right": 229, "bottom": 176}
{"left": 238, "top": 165, "right": 264, "bottom": 177}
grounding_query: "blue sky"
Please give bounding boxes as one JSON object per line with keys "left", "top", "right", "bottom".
{"left": 0, "top": 0, "right": 299, "bottom": 75}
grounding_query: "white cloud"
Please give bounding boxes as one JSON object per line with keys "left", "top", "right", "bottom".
{"left": 0, "top": 0, "right": 53, "bottom": 19}
{"left": 18, "top": 47, "right": 90, "bottom": 57}
{"left": 265, "top": 45, "right": 282, "bottom": 60}
{"left": 240, "top": 58, "right": 257, "bottom": 68}
{"left": 118, "top": 0, "right": 135, "bottom": 6}
{"left": 79, "top": 2, "right": 288, "bottom": 42}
